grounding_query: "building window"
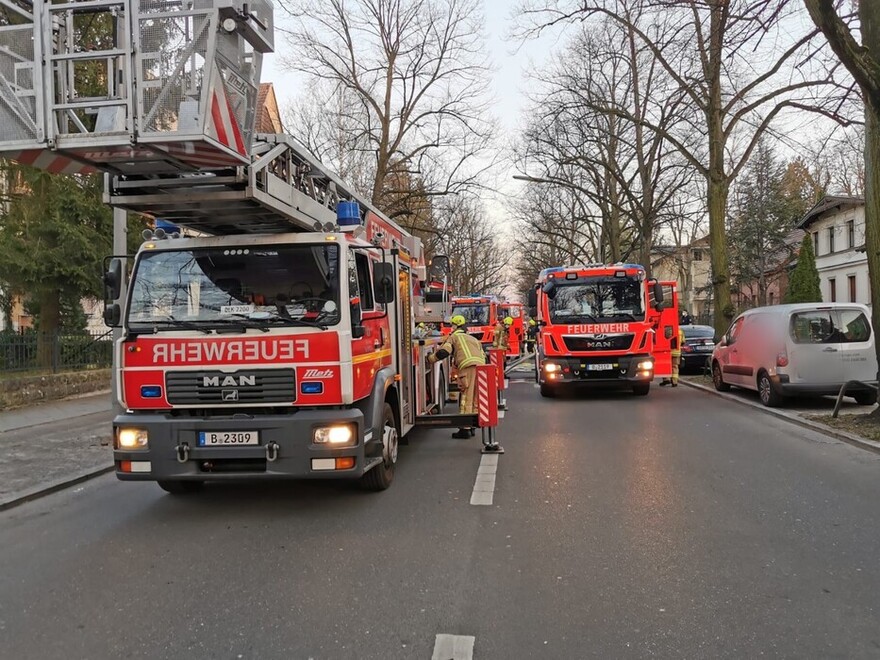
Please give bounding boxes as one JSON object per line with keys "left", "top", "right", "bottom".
{"left": 813, "top": 232, "right": 819, "bottom": 254}
{"left": 847, "top": 220, "right": 855, "bottom": 249}
{"left": 849, "top": 275, "right": 856, "bottom": 302}
{"left": 693, "top": 249, "right": 703, "bottom": 262}
{"left": 828, "top": 227, "right": 835, "bottom": 253}
{"left": 829, "top": 278, "right": 837, "bottom": 302}
{"left": 768, "top": 291, "right": 775, "bottom": 305}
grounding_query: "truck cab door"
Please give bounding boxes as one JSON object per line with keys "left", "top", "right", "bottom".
{"left": 652, "top": 282, "right": 679, "bottom": 378}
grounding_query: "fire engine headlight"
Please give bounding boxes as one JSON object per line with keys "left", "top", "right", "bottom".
{"left": 117, "top": 428, "right": 149, "bottom": 450}
{"left": 637, "top": 360, "right": 653, "bottom": 370}
{"left": 313, "top": 424, "right": 357, "bottom": 446}
{"left": 544, "top": 363, "right": 561, "bottom": 373}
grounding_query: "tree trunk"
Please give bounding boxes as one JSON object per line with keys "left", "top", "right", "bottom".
{"left": 36, "top": 288, "right": 60, "bottom": 370}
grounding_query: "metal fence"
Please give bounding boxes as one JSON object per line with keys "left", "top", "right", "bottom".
{"left": 0, "top": 330, "right": 114, "bottom": 374}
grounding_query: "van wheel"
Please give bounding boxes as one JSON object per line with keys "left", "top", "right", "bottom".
{"left": 539, "top": 383, "right": 557, "bottom": 398}
{"left": 362, "top": 403, "right": 397, "bottom": 491}
{"left": 632, "top": 382, "right": 650, "bottom": 396}
{"left": 157, "top": 480, "right": 204, "bottom": 495}
{"left": 758, "top": 371, "right": 782, "bottom": 407}
{"left": 712, "top": 362, "right": 730, "bottom": 392}
{"left": 853, "top": 390, "right": 878, "bottom": 406}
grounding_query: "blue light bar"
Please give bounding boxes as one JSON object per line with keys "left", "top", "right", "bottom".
{"left": 337, "top": 201, "right": 361, "bottom": 227}
{"left": 301, "top": 382, "right": 324, "bottom": 395}
{"left": 141, "top": 385, "right": 162, "bottom": 398}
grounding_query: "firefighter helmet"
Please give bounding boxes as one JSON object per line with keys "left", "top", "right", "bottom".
{"left": 450, "top": 315, "right": 467, "bottom": 327}
{"left": 503, "top": 316, "right": 513, "bottom": 326}
{"left": 529, "top": 319, "right": 536, "bottom": 326}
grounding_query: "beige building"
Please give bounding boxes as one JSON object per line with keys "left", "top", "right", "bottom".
{"left": 652, "top": 235, "right": 713, "bottom": 323}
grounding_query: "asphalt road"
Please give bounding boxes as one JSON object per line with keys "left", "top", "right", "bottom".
{"left": 2, "top": 382, "right": 880, "bottom": 659}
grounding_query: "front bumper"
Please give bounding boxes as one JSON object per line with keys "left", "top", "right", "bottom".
{"left": 539, "top": 355, "right": 653, "bottom": 386}
{"left": 113, "top": 408, "right": 377, "bottom": 482}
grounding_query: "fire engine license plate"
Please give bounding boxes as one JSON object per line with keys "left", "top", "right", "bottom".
{"left": 587, "top": 363, "right": 615, "bottom": 371}
{"left": 197, "top": 431, "right": 260, "bottom": 446}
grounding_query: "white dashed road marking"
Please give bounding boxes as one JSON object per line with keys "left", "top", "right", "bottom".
{"left": 432, "top": 634, "right": 475, "bottom": 660}
{"left": 470, "top": 453, "right": 498, "bottom": 506}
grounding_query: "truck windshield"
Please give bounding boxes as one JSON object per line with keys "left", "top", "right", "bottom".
{"left": 451, "top": 304, "right": 490, "bottom": 326}
{"left": 127, "top": 244, "right": 341, "bottom": 328}
{"left": 548, "top": 278, "right": 645, "bottom": 323}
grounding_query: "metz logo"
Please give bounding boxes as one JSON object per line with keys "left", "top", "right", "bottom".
{"left": 302, "top": 369, "right": 333, "bottom": 379}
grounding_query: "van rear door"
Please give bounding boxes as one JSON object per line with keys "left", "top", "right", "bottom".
{"left": 836, "top": 307, "right": 877, "bottom": 383}
{"left": 788, "top": 309, "right": 843, "bottom": 385}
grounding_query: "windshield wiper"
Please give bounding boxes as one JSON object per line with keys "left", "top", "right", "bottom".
{"left": 213, "top": 315, "right": 270, "bottom": 333}
{"left": 227, "top": 313, "right": 331, "bottom": 331}
{"left": 155, "top": 316, "right": 213, "bottom": 334}
{"left": 608, "top": 312, "right": 638, "bottom": 321}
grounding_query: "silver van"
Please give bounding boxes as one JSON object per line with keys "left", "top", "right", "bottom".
{"left": 711, "top": 303, "right": 878, "bottom": 407}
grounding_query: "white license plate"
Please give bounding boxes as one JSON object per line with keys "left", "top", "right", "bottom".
{"left": 198, "top": 431, "right": 260, "bottom": 446}
{"left": 587, "top": 363, "right": 615, "bottom": 371}
{"left": 696, "top": 345, "right": 714, "bottom": 352}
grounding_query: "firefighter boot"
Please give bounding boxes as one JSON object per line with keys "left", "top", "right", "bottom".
{"left": 452, "top": 428, "right": 471, "bottom": 439}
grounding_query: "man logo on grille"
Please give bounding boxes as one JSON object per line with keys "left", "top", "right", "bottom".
{"left": 222, "top": 390, "right": 239, "bottom": 401}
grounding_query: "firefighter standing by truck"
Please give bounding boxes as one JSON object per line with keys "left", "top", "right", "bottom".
{"left": 429, "top": 315, "right": 485, "bottom": 438}
{"left": 493, "top": 316, "right": 513, "bottom": 351}
{"left": 661, "top": 326, "right": 686, "bottom": 387}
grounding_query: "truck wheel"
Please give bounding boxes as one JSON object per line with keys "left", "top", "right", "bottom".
{"left": 438, "top": 373, "right": 448, "bottom": 412}
{"left": 853, "top": 390, "right": 877, "bottom": 406}
{"left": 362, "top": 402, "right": 398, "bottom": 491}
{"left": 632, "top": 382, "right": 650, "bottom": 396}
{"left": 539, "top": 383, "right": 557, "bottom": 398}
{"left": 157, "top": 480, "right": 204, "bottom": 495}
{"left": 757, "top": 371, "right": 782, "bottom": 407}
{"left": 712, "top": 362, "right": 730, "bottom": 392}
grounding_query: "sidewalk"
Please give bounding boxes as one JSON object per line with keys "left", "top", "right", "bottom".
{"left": 0, "top": 391, "right": 115, "bottom": 510}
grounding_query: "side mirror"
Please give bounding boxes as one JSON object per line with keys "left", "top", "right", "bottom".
{"left": 103, "top": 303, "right": 121, "bottom": 328}
{"left": 528, "top": 306, "right": 537, "bottom": 318}
{"left": 373, "top": 262, "right": 395, "bottom": 304}
{"left": 542, "top": 280, "right": 557, "bottom": 300}
{"left": 428, "top": 255, "right": 450, "bottom": 279}
{"left": 104, "top": 258, "right": 123, "bottom": 300}
{"left": 527, "top": 288, "right": 537, "bottom": 308}
{"left": 652, "top": 281, "right": 664, "bottom": 309}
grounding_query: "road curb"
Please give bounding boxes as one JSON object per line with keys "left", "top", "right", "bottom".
{"left": 0, "top": 464, "right": 114, "bottom": 512}
{"left": 680, "top": 378, "right": 880, "bottom": 455}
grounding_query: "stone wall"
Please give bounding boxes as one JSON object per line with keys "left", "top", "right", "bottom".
{"left": 0, "top": 369, "right": 111, "bottom": 410}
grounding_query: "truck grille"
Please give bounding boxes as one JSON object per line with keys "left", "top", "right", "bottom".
{"left": 563, "top": 334, "right": 634, "bottom": 352}
{"left": 165, "top": 369, "right": 296, "bottom": 405}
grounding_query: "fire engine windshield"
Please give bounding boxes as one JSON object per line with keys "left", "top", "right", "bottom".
{"left": 451, "top": 304, "right": 490, "bottom": 326}
{"left": 547, "top": 278, "right": 645, "bottom": 323}
{"left": 126, "top": 244, "right": 341, "bottom": 328}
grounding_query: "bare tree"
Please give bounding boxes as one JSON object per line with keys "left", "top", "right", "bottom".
{"left": 279, "top": 0, "right": 495, "bottom": 221}
{"left": 517, "top": 0, "right": 854, "bottom": 334}
{"left": 803, "top": 0, "right": 880, "bottom": 379}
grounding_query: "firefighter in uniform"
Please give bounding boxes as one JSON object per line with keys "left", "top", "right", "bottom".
{"left": 661, "top": 326, "right": 686, "bottom": 387}
{"left": 526, "top": 318, "right": 538, "bottom": 352}
{"left": 428, "top": 314, "right": 485, "bottom": 438}
{"left": 493, "top": 316, "right": 513, "bottom": 351}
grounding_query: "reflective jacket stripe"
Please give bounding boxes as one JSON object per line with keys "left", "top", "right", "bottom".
{"left": 444, "top": 330, "right": 484, "bottom": 368}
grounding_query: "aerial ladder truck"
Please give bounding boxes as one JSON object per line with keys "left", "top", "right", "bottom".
{"left": 0, "top": 0, "right": 502, "bottom": 493}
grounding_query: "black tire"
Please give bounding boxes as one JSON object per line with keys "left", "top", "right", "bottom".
{"left": 632, "top": 382, "right": 650, "bottom": 396}
{"left": 362, "top": 402, "right": 398, "bottom": 491}
{"left": 539, "top": 383, "right": 557, "bottom": 398}
{"left": 157, "top": 480, "right": 204, "bottom": 495}
{"left": 853, "top": 390, "right": 878, "bottom": 406}
{"left": 712, "top": 362, "right": 730, "bottom": 392}
{"left": 438, "top": 372, "right": 448, "bottom": 412}
{"left": 757, "top": 371, "right": 783, "bottom": 408}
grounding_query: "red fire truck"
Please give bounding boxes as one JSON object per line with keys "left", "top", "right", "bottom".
{"left": 528, "top": 264, "right": 678, "bottom": 397}
{"left": 443, "top": 295, "right": 501, "bottom": 346}
{"left": 0, "top": 0, "right": 502, "bottom": 492}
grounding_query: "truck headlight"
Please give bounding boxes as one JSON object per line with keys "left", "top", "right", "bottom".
{"left": 313, "top": 424, "right": 357, "bottom": 446}
{"left": 637, "top": 360, "right": 653, "bottom": 370}
{"left": 544, "top": 363, "right": 560, "bottom": 373}
{"left": 117, "top": 428, "right": 149, "bottom": 449}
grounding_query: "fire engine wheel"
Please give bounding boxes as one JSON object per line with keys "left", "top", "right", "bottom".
{"left": 632, "top": 382, "right": 650, "bottom": 396}
{"left": 539, "top": 383, "right": 557, "bottom": 398}
{"left": 362, "top": 403, "right": 398, "bottom": 491}
{"left": 712, "top": 362, "right": 731, "bottom": 392}
{"left": 437, "top": 374, "right": 448, "bottom": 413}
{"left": 157, "top": 480, "right": 204, "bottom": 495}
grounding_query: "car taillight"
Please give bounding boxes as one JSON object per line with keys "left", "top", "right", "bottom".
{"left": 776, "top": 351, "right": 789, "bottom": 367}
{"left": 682, "top": 344, "right": 694, "bottom": 353}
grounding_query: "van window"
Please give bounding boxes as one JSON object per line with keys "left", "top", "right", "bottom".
{"left": 790, "top": 311, "right": 837, "bottom": 344}
{"left": 727, "top": 316, "right": 745, "bottom": 343}
{"left": 839, "top": 309, "right": 871, "bottom": 343}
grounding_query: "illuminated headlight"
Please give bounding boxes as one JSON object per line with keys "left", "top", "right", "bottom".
{"left": 313, "top": 424, "right": 357, "bottom": 446}
{"left": 637, "top": 360, "right": 654, "bottom": 370}
{"left": 117, "top": 428, "right": 149, "bottom": 449}
{"left": 544, "top": 363, "right": 561, "bottom": 373}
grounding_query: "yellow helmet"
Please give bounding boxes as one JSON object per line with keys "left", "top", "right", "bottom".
{"left": 529, "top": 319, "right": 536, "bottom": 326}
{"left": 503, "top": 316, "right": 513, "bottom": 326}
{"left": 450, "top": 314, "right": 467, "bottom": 327}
